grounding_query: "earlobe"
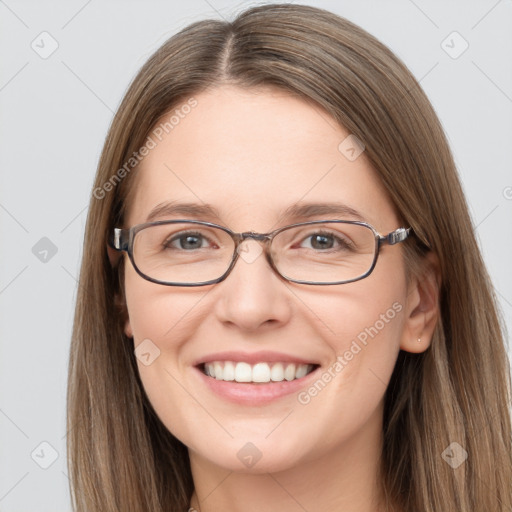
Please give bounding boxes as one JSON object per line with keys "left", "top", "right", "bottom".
{"left": 400, "top": 251, "right": 441, "bottom": 354}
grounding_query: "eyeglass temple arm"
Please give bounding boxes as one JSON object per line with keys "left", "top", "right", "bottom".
{"left": 106, "top": 228, "right": 129, "bottom": 269}
{"left": 109, "top": 227, "right": 129, "bottom": 251}
{"left": 379, "top": 227, "right": 411, "bottom": 246}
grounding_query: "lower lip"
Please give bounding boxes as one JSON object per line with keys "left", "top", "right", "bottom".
{"left": 193, "top": 365, "right": 321, "bottom": 405}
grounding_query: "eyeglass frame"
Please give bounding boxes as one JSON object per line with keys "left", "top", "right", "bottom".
{"left": 109, "top": 219, "right": 411, "bottom": 287}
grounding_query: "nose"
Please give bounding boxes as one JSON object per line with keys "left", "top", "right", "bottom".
{"left": 212, "top": 239, "right": 293, "bottom": 332}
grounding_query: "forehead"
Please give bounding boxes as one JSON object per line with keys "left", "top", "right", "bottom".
{"left": 124, "top": 85, "right": 398, "bottom": 231}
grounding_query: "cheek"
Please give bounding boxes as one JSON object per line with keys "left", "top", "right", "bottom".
{"left": 123, "top": 265, "right": 216, "bottom": 439}
{"left": 331, "top": 297, "right": 404, "bottom": 407}
{"left": 124, "top": 262, "right": 209, "bottom": 342}
{"left": 297, "top": 261, "right": 405, "bottom": 361}
{"left": 332, "top": 294, "right": 404, "bottom": 364}
{"left": 296, "top": 287, "right": 405, "bottom": 408}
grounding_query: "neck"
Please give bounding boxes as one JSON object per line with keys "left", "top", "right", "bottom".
{"left": 188, "top": 403, "right": 389, "bottom": 512}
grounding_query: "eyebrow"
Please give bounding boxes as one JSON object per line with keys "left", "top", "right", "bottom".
{"left": 145, "top": 202, "right": 223, "bottom": 223}
{"left": 279, "top": 202, "right": 366, "bottom": 223}
{"left": 145, "top": 201, "right": 367, "bottom": 224}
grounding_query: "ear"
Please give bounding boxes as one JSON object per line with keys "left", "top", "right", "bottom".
{"left": 107, "top": 242, "right": 121, "bottom": 268}
{"left": 110, "top": 271, "right": 132, "bottom": 340}
{"left": 124, "top": 317, "right": 133, "bottom": 339}
{"left": 400, "top": 251, "right": 441, "bottom": 353}
{"left": 113, "top": 291, "right": 132, "bottom": 338}
{"left": 107, "top": 241, "right": 132, "bottom": 337}
{"left": 115, "top": 291, "right": 132, "bottom": 339}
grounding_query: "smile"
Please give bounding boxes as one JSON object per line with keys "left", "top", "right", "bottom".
{"left": 201, "top": 361, "right": 318, "bottom": 383}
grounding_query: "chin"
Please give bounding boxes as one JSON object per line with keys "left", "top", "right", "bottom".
{"left": 188, "top": 435, "right": 308, "bottom": 474}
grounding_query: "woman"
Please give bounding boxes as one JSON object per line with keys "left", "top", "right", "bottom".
{"left": 67, "top": 4, "right": 512, "bottom": 511}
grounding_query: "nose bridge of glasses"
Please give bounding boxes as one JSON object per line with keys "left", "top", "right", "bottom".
{"left": 233, "top": 232, "right": 272, "bottom": 266}
{"left": 239, "top": 231, "right": 270, "bottom": 243}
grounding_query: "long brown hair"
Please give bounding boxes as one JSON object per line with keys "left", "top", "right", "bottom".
{"left": 67, "top": 4, "right": 512, "bottom": 511}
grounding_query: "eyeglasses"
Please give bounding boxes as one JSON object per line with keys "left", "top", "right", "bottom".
{"left": 110, "top": 219, "right": 411, "bottom": 286}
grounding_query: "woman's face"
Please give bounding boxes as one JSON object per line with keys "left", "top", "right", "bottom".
{"left": 122, "top": 85, "right": 412, "bottom": 473}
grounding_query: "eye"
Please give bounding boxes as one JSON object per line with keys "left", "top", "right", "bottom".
{"left": 299, "top": 231, "right": 351, "bottom": 251}
{"left": 164, "top": 231, "right": 214, "bottom": 250}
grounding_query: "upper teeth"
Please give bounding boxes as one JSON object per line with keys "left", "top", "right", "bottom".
{"left": 204, "top": 361, "right": 315, "bottom": 383}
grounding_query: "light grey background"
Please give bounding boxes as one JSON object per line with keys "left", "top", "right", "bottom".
{"left": 1, "top": 1, "right": 511, "bottom": 510}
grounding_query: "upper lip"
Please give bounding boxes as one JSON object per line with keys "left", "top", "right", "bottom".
{"left": 193, "top": 351, "right": 321, "bottom": 367}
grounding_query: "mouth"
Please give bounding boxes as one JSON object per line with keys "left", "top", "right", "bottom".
{"left": 197, "top": 361, "right": 320, "bottom": 384}
{"left": 192, "top": 351, "right": 323, "bottom": 404}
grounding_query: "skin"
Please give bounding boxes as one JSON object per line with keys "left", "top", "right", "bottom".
{"left": 122, "top": 85, "right": 440, "bottom": 512}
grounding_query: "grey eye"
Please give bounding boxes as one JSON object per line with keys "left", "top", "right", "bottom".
{"left": 165, "top": 232, "right": 211, "bottom": 250}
